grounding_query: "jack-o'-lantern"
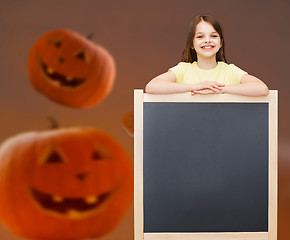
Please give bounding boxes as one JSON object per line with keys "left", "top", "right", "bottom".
{"left": 28, "top": 29, "right": 115, "bottom": 108}
{"left": 0, "top": 127, "right": 133, "bottom": 239}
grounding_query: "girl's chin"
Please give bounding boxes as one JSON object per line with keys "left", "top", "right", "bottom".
{"left": 197, "top": 53, "right": 217, "bottom": 59}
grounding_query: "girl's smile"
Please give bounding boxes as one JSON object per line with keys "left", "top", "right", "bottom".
{"left": 201, "top": 45, "right": 215, "bottom": 50}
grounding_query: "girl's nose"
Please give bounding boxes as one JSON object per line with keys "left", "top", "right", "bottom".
{"left": 205, "top": 37, "right": 210, "bottom": 43}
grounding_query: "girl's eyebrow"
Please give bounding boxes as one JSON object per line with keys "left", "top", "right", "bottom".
{"left": 196, "top": 31, "right": 218, "bottom": 34}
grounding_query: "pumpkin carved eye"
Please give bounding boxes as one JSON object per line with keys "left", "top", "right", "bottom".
{"left": 38, "top": 147, "right": 67, "bottom": 165}
{"left": 75, "top": 50, "right": 86, "bottom": 62}
{"left": 92, "top": 151, "right": 103, "bottom": 160}
{"left": 46, "top": 150, "right": 65, "bottom": 164}
{"left": 92, "top": 144, "right": 113, "bottom": 160}
{"left": 51, "top": 39, "right": 62, "bottom": 48}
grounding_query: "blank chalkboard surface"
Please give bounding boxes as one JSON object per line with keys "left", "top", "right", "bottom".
{"left": 143, "top": 102, "right": 268, "bottom": 232}
{"left": 134, "top": 90, "right": 278, "bottom": 240}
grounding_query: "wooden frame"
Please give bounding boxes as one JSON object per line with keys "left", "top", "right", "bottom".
{"left": 134, "top": 89, "right": 278, "bottom": 240}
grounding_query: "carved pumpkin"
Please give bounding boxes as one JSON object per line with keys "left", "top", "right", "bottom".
{"left": 0, "top": 127, "right": 133, "bottom": 239}
{"left": 28, "top": 29, "right": 115, "bottom": 108}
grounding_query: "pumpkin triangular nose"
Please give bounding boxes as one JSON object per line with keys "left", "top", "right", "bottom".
{"left": 76, "top": 172, "right": 89, "bottom": 181}
{"left": 58, "top": 56, "right": 65, "bottom": 63}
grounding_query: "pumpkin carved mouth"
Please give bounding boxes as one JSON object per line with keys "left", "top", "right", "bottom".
{"left": 41, "top": 61, "right": 86, "bottom": 88}
{"left": 30, "top": 187, "right": 111, "bottom": 219}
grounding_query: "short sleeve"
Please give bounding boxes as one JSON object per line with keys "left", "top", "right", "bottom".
{"left": 168, "top": 62, "right": 184, "bottom": 83}
{"left": 228, "top": 64, "right": 248, "bottom": 85}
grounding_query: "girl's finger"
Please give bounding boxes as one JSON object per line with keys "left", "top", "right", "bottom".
{"left": 199, "top": 90, "right": 211, "bottom": 94}
{"left": 212, "top": 85, "right": 223, "bottom": 90}
{"left": 208, "top": 86, "right": 219, "bottom": 92}
{"left": 205, "top": 89, "right": 220, "bottom": 94}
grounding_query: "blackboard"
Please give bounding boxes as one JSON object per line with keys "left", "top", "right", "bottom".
{"left": 143, "top": 102, "right": 268, "bottom": 232}
{"left": 134, "top": 90, "right": 277, "bottom": 240}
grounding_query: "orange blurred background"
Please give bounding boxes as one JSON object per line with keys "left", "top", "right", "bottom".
{"left": 0, "top": 0, "right": 289, "bottom": 239}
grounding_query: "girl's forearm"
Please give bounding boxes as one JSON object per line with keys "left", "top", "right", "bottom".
{"left": 145, "top": 81, "right": 198, "bottom": 94}
{"left": 222, "top": 83, "right": 269, "bottom": 97}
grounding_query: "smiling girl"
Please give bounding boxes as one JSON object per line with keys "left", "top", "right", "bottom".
{"left": 145, "top": 15, "right": 269, "bottom": 97}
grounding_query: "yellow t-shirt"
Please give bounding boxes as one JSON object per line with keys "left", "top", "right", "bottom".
{"left": 168, "top": 61, "right": 247, "bottom": 85}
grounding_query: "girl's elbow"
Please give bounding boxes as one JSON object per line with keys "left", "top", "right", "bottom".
{"left": 256, "top": 86, "right": 269, "bottom": 97}
{"left": 145, "top": 77, "right": 160, "bottom": 93}
{"left": 260, "top": 85, "right": 269, "bottom": 96}
{"left": 145, "top": 81, "right": 154, "bottom": 93}
{"left": 253, "top": 79, "right": 269, "bottom": 96}
{"left": 145, "top": 84, "right": 151, "bottom": 93}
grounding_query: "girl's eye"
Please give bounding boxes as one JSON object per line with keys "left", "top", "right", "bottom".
{"left": 196, "top": 36, "right": 202, "bottom": 38}
{"left": 212, "top": 35, "right": 218, "bottom": 38}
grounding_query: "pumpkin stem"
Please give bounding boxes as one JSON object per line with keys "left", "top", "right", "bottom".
{"left": 47, "top": 117, "right": 59, "bottom": 129}
{"left": 87, "top": 33, "right": 95, "bottom": 40}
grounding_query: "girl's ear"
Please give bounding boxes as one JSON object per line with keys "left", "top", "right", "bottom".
{"left": 220, "top": 39, "right": 223, "bottom": 48}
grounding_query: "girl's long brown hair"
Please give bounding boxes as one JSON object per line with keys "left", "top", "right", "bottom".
{"left": 181, "top": 15, "right": 227, "bottom": 63}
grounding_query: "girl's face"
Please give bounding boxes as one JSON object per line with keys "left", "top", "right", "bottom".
{"left": 192, "top": 21, "right": 222, "bottom": 61}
